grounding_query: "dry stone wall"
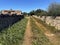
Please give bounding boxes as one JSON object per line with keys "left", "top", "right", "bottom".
{"left": 33, "top": 15, "right": 60, "bottom": 30}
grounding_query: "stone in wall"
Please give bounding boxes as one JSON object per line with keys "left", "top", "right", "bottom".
{"left": 40, "top": 16, "right": 46, "bottom": 21}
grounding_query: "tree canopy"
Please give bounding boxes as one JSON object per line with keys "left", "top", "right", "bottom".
{"left": 28, "top": 9, "right": 47, "bottom": 16}
{"left": 22, "top": 12, "right": 28, "bottom": 16}
{"left": 48, "top": 2, "right": 60, "bottom": 17}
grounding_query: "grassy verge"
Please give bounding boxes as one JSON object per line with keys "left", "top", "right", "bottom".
{"left": 30, "top": 17, "right": 52, "bottom": 45}
{"left": 33, "top": 17, "right": 57, "bottom": 33}
{"left": 0, "top": 18, "right": 28, "bottom": 45}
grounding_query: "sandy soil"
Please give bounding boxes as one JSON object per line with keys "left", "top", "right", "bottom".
{"left": 22, "top": 17, "right": 32, "bottom": 45}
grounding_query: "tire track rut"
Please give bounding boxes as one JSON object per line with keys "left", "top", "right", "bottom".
{"left": 22, "top": 17, "right": 32, "bottom": 45}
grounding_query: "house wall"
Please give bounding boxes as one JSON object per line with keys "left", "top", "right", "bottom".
{"left": 2, "top": 11, "right": 9, "bottom": 14}
{"left": 1, "top": 10, "right": 22, "bottom": 15}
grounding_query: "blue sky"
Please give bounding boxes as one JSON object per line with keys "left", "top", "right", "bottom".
{"left": 0, "top": 0, "right": 60, "bottom": 12}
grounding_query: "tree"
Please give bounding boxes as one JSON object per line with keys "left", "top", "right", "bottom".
{"left": 40, "top": 11, "right": 47, "bottom": 16}
{"left": 35, "top": 9, "right": 43, "bottom": 15}
{"left": 35, "top": 9, "right": 47, "bottom": 16}
{"left": 48, "top": 2, "right": 60, "bottom": 18}
{"left": 35, "top": 9, "right": 42, "bottom": 13}
{"left": 28, "top": 10, "right": 35, "bottom": 16}
{"left": 22, "top": 12, "right": 28, "bottom": 16}
{"left": 28, "top": 9, "right": 47, "bottom": 16}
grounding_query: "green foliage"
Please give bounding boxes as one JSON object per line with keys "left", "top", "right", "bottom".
{"left": 35, "top": 9, "right": 42, "bottom": 14}
{"left": 22, "top": 12, "right": 28, "bottom": 16}
{"left": 48, "top": 2, "right": 60, "bottom": 17}
{"left": 28, "top": 10, "right": 35, "bottom": 16}
{"left": 0, "top": 18, "right": 28, "bottom": 45}
{"left": 28, "top": 9, "right": 47, "bottom": 16}
{"left": 40, "top": 11, "right": 47, "bottom": 17}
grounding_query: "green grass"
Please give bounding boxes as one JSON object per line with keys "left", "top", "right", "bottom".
{"left": 30, "top": 17, "right": 52, "bottom": 45}
{"left": 0, "top": 18, "right": 28, "bottom": 45}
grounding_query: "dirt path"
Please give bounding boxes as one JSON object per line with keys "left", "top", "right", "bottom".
{"left": 22, "top": 17, "right": 32, "bottom": 45}
{"left": 32, "top": 17, "right": 60, "bottom": 45}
